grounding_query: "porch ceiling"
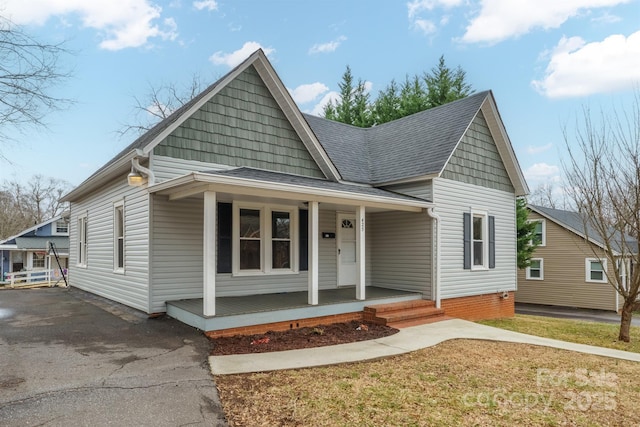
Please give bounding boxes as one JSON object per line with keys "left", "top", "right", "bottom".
{"left": 149, "top": 168, "right": 433, "bottom": 213}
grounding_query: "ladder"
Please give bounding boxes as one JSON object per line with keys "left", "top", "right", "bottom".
{"left": 48, "top": 241, "right": 69, "bottom": 287}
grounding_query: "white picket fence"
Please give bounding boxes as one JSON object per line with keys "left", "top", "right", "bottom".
{"left": 2, "top": 269, "right": 67, "bottom": 288}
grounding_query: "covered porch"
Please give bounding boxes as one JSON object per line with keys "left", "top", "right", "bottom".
{"left": 149, "top": 168, "right": 438, "bottom": 332}
{"left": 166, "top": 286, "right": 422, "bottom": 331}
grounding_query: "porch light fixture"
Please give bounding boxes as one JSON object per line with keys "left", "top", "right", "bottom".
{"left": 127, "top": 167, "right": 146, "bottom": 186}
{"left": 127, "top": 156, "right": 155, "bottom": 187}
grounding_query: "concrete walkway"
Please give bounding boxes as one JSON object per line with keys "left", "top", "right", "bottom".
{"left": 209, "top": 318, "right": 640, "bottom": 375}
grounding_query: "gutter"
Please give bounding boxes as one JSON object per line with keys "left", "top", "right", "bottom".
{"left": 426, "top": 207, "right": 441, "bottom": 308}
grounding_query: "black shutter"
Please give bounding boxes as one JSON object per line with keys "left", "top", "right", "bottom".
{"left": 463, "top": 212, "right": 471, "bottom": 269}
{"left": 217, "top": 202, "right": 232, "bottom": 274}
{"left": 489, "top": 215, "right": 496, "bottom": 269}
{"left": 299, "top": 209, "right": 308, "bottom": 271}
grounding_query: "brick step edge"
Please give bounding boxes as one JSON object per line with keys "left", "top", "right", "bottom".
{"left": 388, "top": 315, "right": 453, "bottom": 329}
{"left": 363, "top": 299, "right": 435, "bottom": 314}
{"left": 376, "top": 307, "right": 445, "bottom": 324}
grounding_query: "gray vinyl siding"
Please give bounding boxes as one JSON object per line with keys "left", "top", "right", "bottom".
{"left": 151, "top": 154, "right": 233, "bottom": 183}
{"left": 515, "top": 212, "right": 618, "bottom": 311}
{"left": 442, "top": 111, "right": 514, "bottom": 193}
{"left": 369, "top": 211, "right": 432, "bottom": 297}
{"left": 68, "top": 178, "right": 150, "bottom": 312}
{"left": 153, "top": 65, "right": 324, "bottom": 179}
{"left": 149, "top": 197, "right": 347, "bottom": 312}
{"left": 433, "top": 177, "right": 516, "bottom": 299}
{"left": 382, "top": 181, "right": 432, "bottom": 201}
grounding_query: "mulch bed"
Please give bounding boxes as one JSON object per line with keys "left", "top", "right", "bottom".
{"left": 209, "top": 321, "right": 398, "bottom": 355}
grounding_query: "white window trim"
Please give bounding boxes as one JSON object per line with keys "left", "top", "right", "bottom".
{"left": 113, "top": 201, "right": 125, "bottom": 274}
{"left": 529, "top": 219, "right": 546, "bottom": 247}
{"left": 77, "top": 213, "right": 88, "bottom": 268}
{"left": 51, "top": 219, "right": 70, "bottom": 236}
{"left": 585, "top": 258, "right": 607, "bottom": 283}
{"left": 471, "top": 210, "right": 489, "bottom": 271}
{"left": 526, "top": 258, "right": 544, "bottom": 280}
{"left": 232, "top": 201, "right": 299, "bottom": 276}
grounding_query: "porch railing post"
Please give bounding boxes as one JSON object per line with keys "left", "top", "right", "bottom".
{"left": 356, "top": 205, "right": 365, "bottom": 300}
{"left": 203, "top": 191, "right": 217, "bottom": 316}
{"left": 308, "top": 201, "right": 319, "bottom": 305}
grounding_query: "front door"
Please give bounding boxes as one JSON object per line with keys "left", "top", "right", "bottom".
{"left": 337, "top": 213, "right": 357, "bottom": 286}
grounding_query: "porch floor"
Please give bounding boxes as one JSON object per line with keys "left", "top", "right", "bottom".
{"left": 166, "top": 286, "right": 424, "bottom": 332}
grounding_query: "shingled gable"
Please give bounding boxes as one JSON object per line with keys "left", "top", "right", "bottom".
{"left": 304, "top": 91, "right": 528, "bottom": 196}
{"left": 63, "top": 49, "right": 340, "bottom": 202}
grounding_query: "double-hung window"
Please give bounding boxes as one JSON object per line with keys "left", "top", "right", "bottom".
{"left": 586, "top": 258, "right": 607, "bottom": 283}
{"left": 233, "top": 203, "right": 297, "bottom": 275}
{"left": 114, "top": 202, "right": 125, "bottom": 272}
{"left": 526, "top": 258, "right": 544, "bottom": 280}
{"left": 78, "top": 214, "right": 88, "bottom": 267}
{"left": 32, "top": 253, "right": 46, "bottom": 269}
{"left": 530, "top": 219, "right": 545, "bottom": 246}
{"left": 53, "top": 219, "right": 69, "bottom": 235}
{"left": 464, "top": 210, "right": 495, "bottom": 270}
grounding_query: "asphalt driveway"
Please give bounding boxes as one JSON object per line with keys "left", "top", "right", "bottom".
{"left": 0, "top": 287, "right": 227, "bottom": 426}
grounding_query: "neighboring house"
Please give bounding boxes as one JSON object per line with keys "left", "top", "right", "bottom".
{"left": 516, "top": 204, "right": 627, "bottom": 312}
{"left": 0, "top": 212, "right": 70, "bottom": 283}
{"left": 62, "top": 50, "right": 528, "bottom": 334}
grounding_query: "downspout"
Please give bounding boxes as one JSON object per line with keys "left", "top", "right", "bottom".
{"left": 426, "top": 207, "right": 441, "bottom": 308}
{"left": 131, "top": 157, "right": 156, "bottom": 185}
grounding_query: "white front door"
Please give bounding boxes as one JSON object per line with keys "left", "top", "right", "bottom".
{"left": 337, "top": 213, "right": 357, "bottom": 286}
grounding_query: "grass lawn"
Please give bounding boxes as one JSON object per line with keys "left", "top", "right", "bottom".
{"left": 215, "top": 338, "right": 640, "bottom": 426}
{"left": 479, "top": 314, "right": 640, "bottom": 354}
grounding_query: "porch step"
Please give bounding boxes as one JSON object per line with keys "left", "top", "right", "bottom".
{"left": 364, "top": 299, "right": 446, "bottom": 328}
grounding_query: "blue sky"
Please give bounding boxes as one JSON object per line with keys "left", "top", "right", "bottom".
{"left": 1, "top": 0, "right": 639, "bottom": 196}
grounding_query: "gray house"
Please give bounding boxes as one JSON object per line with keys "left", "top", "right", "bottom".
{"left": 63, "top": 50, "right": 528, "bottom": 334}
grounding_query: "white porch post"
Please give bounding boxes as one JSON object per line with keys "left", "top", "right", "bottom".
{"left": 203, "top": 191, "right": 217, "bottom": 316}
{"left": 308, "top": 201, "right": 319, "bottom": 305}
{"left": 356, "top": 205, "right": 366, "bottom": 300}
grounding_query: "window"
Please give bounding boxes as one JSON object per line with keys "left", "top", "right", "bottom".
{"left": 464, "top": 211, "right": 495, "bottom": 270}
{"left": 586, "top": 258, "right": 607, "bottom": 283}
{"left": 526, "top": 258, "right": 544, "bottom": 280}
{"left": 32, "top": 253, "right": 46, "bottom": 269}
{"left": 78, "top": 214, "right": 88, "bottom": 267}
{"left": 114, "top": 203, "right": 124, "bottom": 272}
{"left": 233, "top": 203, "right": 297, "bottom": 275}
{"left": 530, "top": 219, "right": 546, "bottom": 246}
{"left": 53, "top": 219, "right": 69, "bottom": 235}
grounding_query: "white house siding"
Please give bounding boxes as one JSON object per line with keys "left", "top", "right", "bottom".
{"left": 68, "top": 178, "right": 150, "bottom": 312}
{"left": 433, "top": 177, "right": 516, "bottom": 299}
{"left": 369, "top": 211, "right": 431, "bottom": 297}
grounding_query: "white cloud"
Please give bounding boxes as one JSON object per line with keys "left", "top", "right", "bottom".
{"left": 209, "top": 42, "right": 275, "bottom": 68}
{"left": 1, "top": 0, "right": 178, "bottom": 50}
{"left": 193, "top": 0, "right": 218, "bottom": 11}
{"left": 407, "top": 0, "right": 461, "bottom": 35}
{"left": 527, "top": 143, "right": 553, "bottom": 155}
{"left": 461, "top": 0, "right": 629, "bottom": 44}
{"left": 309, "top": 91, "right": 340, "bottom": 116}
{"left": 407, "top": 0, "right": 463, "bottom": 19}
{"left": 288, "top": 83, "right": 329, "bottom": 104}
{"left": 532, "top": 31, "right": 640, "bottom": 98}
{"left": 591, "top": 12, "right": 622, "bottom": 23}
{"left": 308, "top": 36, "right": 347, "bottom": 54}
{"left": 413, "top": 19, "right": 437, "bottom": 35}
{"left": 525, "top": 162, "right": 560, "bottom": 181}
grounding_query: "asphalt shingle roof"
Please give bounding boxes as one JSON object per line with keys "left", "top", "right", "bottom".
{"left": 200, "top": 167, "right": 431, "bottom": 203}
{"left": 304, "top": 91, "right": 489, "bottom": 184}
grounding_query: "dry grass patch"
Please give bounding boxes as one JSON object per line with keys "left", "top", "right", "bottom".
{"left": 215, "top": 339, "right": 640, "bottom": 426}
{"left": 479, "top": 314, "right": 640, "bottom": 353}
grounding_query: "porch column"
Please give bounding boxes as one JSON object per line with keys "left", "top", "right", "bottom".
{"left": 308, "top": 201, "right": 319, "bottom": 305}
{"left": 356, "top": 205, "right": 366, "bottom": 300}
{"left": 203, "top": 191, "right": 217, "bottom": 316}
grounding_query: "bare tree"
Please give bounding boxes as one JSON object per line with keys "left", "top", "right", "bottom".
{"left": 528, "top": 182, "right": 571, "bottom": 209}
{"left": 0, "top": 175, "right": 70, "bottom": 240}
{"left": 564, "top": 92, "right": 640, "bottom": 342}
{"left": 0, "top": 15, "right": 71, "bottom": 144}
{"left": 118, "top": 74, "right": 207, "bottom": 137}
